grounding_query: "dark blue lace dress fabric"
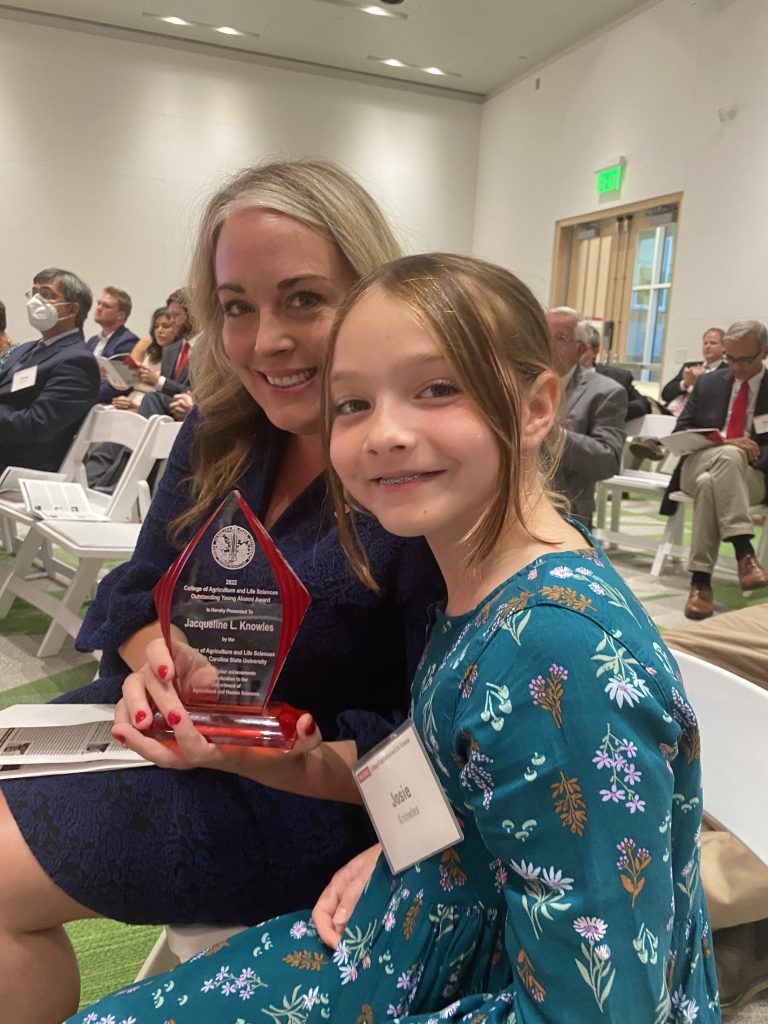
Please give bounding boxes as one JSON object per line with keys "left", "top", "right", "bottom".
{"left": 1, "top": 413, "right": 444, "bottom": 925}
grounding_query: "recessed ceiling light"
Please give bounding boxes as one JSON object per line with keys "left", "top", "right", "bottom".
{"left": 361, "top": 4, "right": 406, "bottom": 16}
{"left": 216, "top": 26, "right": 242, "bottom": 35}
{"left": 382, "top": 57, "right": 406, "bottom": 67}
{"left": 161, "top": 16, "right": 190, "bottom": 26}
{"left": 422, "top": 66, "right": 446, "bottom": 76}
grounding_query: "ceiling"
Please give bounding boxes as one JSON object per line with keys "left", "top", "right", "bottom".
{"left": 0, "top": 0, "right": 661, "bottom": 98}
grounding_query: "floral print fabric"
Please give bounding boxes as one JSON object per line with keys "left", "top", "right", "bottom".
{"left": 69, "top": 542, "right": 719, "bottom": 1023}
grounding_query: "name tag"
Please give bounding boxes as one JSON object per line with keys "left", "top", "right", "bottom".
{"left": 753, "top": 412, "right": 768, "bottom": 435}
{"left": 354, "top": 719, "right": 463, "bottom": 874}
{"left": 11, "top": 366, "right": 37, "bottom": 392}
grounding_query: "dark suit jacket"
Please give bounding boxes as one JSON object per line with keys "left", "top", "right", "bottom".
{"left": 595, "top": 363, "right": 651, "bottom": 420}
{"left": 555, "top": 366, "right": 628, "bottom": 522}
{"left": 138, "top": 338, "right": 192, "bottom": 418}
{"left": 660, "top": 367, "right": 768, "bottom": 514}
{"left": 660, "top": 359, "right": 725, "bottom": 405}
{"left": 0, "top": 329, "right": 100, "bottom": 472}
{"left": 87, "top": 324, "right": 140, "bottom": 404}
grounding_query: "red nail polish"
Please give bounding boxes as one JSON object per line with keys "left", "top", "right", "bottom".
{"left": 114, "top": 733, "right": 126, "bottom": 745}
{"left": 135, "top": 710, "right": 147, "bottom": 725}
{"left": 167, "top": 711, "right": 182, "bottom": 726}
{"left": 157, "top": 664, "right": 169, "bottom": 680}
{"left": 305, "top": 716, "right": 317, "bottom": 736}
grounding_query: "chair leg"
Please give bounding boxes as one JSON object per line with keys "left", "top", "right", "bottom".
{"left": 36, "top": 557, "right": 100, "bottom": 657}
{"left": 0, "top": 529, "right": 45, "bottom": 618}
{"left": 134, "top": 929, "right": 180, "bottom": 982}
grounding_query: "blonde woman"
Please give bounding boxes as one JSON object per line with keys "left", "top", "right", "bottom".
{"left": 0, "top": 162, "right": 443, "bottom": 1024}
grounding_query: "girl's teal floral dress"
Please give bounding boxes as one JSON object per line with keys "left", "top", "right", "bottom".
{"left": 70, "top": 541, "right": 720, "bottom": 1023}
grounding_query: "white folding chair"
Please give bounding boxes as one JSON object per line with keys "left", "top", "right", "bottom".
{"left": 0, "top": 406, "right": 151, "bottom": 575}
{"left": 594, "top": 414, "right": 684, "bottom": 569}
{"left": 136, "top": 924, "right": 246, "bottom": 981}
{"left": 0, "top": 418, "right": 183, "bottom": 656}
{"left": 669, "top": 649, "right": 768, "bottom": 866}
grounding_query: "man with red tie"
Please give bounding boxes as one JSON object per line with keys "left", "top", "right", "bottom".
{"left": 661, "top": 320, "right": 768, "bottom": 618}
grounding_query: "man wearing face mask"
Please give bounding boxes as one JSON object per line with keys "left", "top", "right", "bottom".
{"left": 0, "top": 267, "right": 99, "bottom": 473}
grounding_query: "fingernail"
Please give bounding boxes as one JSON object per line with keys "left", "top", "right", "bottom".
{"left": 135, "top": 710, "right": 147, "bottom": 725}
{"left": 157, "top": 664, "right": 169, "bottom": 680}
{"left": 304, "top": 716, "right": 316, "bottom": 736}
{"left": 114, "top": 733, "right": 126, "bottom": 745}
{"left": 167, "top": 711, "right": 182, "bottom": 726}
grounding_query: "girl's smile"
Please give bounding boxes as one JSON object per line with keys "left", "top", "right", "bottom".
{"left": 329, "top": 286, "right": 499, "bottom": 551}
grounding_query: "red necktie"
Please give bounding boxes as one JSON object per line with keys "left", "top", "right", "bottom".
{"left": 174, "top": 340, "right": 189, "bottom": 377}
{"left": 725, "top": 380, "right": 748, "bottom": 439}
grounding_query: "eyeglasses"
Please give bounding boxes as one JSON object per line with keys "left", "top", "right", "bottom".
{"left": 724, "top": 350, "right": 762, "bottom": 366}
{"left": 25, "top": 288, "right": 64, "bottom": 303}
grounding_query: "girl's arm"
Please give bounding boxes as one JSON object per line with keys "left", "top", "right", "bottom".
{"left": 431, "top": 602, "right": 715, "bottom": 1021}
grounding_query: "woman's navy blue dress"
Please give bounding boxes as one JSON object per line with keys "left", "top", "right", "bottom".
{"left": 1, "top": 414, "right": 443, "bottom": 926}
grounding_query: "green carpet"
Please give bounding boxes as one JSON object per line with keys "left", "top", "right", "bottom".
{"left": 65, "top": 920, "right": 163, "bottom": 1009}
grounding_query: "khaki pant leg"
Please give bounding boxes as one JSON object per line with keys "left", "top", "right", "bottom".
{"left": 680, "top": 446, "right": 761, "bottom": 573}
{"left": 701, "top": 827, "right": 768, "bottom": 931}
{"left": 664, "top": 606, "right": 768, "bottom": 686}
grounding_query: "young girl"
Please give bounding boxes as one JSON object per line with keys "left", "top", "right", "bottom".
{"left": 69, "top": 254, "right": 718, "bottom": 1022}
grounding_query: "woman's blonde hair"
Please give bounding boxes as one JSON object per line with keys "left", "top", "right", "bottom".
{"left": 321, "top": 253, "right": 564, "bottom": 588}
{"left": 170, "top": 159, "right": 402, "bottom": 542}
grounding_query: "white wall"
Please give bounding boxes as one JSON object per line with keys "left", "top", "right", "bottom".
{"left": 0, "top": 18, "right": 480, "bottom": 341}
{"left": 473, "top": 0, "right": 768, "bottom": 378}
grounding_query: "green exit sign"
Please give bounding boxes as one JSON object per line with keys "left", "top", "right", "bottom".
{"left": 595, "top": 163, "right": 624, "bottom": 195}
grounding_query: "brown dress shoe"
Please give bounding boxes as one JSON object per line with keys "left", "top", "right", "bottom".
{"left": 716, "top": 920, "right": 768, "bottom": 1018}
{"left": 737, "top": 553, "right": 768, "bottom": 590}
{"left": 629, "top": 437, "right": 665, "bottom": 461}
{"left": 684, "top": 582, "right": 714, "bottom": 619}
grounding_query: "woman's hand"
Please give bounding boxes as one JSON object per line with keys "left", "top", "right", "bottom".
{"left": 113, "top": 637, "right": 321, "bottom": 773}
{"left": 137, "top": 365, "right": 161, "bottom": 387}
{"left": 312, "top": 844, "right": 382, "bottom": 949}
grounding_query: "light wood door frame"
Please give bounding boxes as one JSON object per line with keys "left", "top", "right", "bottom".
{"left": 550, "top": 192, "right": 683, "bottom": 370}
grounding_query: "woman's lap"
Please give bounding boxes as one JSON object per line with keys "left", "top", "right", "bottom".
{"left": 1, "top": 676, "right": 375, "bottom": 926}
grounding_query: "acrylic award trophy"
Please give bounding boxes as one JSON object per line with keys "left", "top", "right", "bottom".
{"left": 149, "top": 490, "right": 311, "bottom": 748}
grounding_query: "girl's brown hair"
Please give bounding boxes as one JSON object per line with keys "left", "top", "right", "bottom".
{"left": 321, "top": 253, "right": 564, "bottom": 588}
{"left": 168, "top": 159, "right": 401, "bottom": 542}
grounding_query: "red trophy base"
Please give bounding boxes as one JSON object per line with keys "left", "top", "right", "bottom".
{"left": 148, "top": 701, "right": 306, "bottom": 748}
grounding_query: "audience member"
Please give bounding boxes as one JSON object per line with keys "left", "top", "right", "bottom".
{"left": 87, "top": 286, "right": 140, "bottom": 404}
{"left": 578, "top": 321, "right": 651, "bottom": 420}
{"left": 0, "top": 299, "right": 12, "bottom": 372}
{"left": 661, "top": 319, "right": 768, "bottom": 619}
{"left": 0, "top": 160, "right": 444, "bottom": 1024}
{"left": 631, "top": 327, "right": 726, "bottom": 461}
{"left": 137, "top": 288, "right": 196, "bottom": 417}
{"left": 662, "top": 326, "right": 726, "bottom": 414}
{"left": 111, "top": 306, "right": 177, "bottom": 413}
{"left": 69, "top": 252, "right": 717, "bottom": 1024}
{"left": 547, "top": 306, "right": 627, "bottom": 526}
{"left": 0, "top": 268, "right": 98, "bottom": 474}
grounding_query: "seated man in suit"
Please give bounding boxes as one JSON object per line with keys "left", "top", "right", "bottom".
{"left": 137, "top": 288, "right": 195, "bottom": 418}
{"left": 661, "top": 326, "right": 726, "bottom": 415}
{"left": 0, "top": 267, "right": 99, "bottom": 473}
{"left": 661, "top": 319, "right": 768, "bottom": 618}
{"left": 578, "top": 322, "right": 651, "bottom": 421}
{"left": 87, "top": 286, "right": 139, "bottom": 404}
{"left": 547, "top": 306, "right": 627, "bottom": 526}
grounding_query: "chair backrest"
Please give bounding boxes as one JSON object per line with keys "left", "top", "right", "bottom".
{"left": 669, "top": 648, "right": 768, "bottom": 866}
{"left": 624, "top": 413, "right": 676, "bottom": 438}
{"left": 136, "top": 418, "right": 184, "bottom": 519}
{"left": 60, "top": 406, "right": 151, "bottom": 487}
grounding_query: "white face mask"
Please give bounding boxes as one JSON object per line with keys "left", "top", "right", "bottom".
{"left": 26, "top": 293, "right": 68, "bottom": 332}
